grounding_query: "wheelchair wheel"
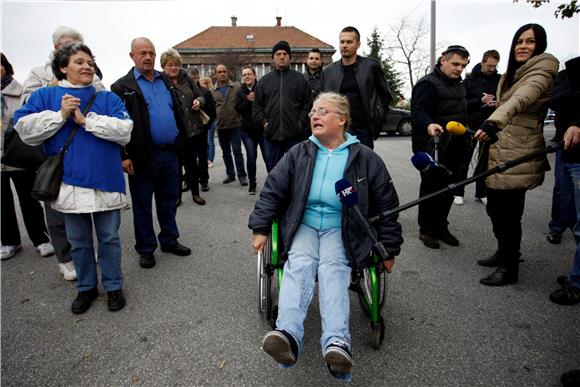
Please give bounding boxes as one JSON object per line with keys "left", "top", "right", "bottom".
{"left": 357, "top": 265, "right": 387, "bottom": 316}
{"left": 370, "top": 317, "right": 385, "bottom": 350}
{"left": 257, "top": 251, "right": 267, "bottom": 314}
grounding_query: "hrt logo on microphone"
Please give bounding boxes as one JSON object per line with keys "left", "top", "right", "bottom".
{"left": 337, "top": 186, "right": 355, "bottom": 199}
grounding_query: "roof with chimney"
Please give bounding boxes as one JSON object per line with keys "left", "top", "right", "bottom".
{"left": 174, "top": 16, "right": 335, "bottom": 55}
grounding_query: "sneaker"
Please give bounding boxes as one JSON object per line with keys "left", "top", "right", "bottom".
{"left": 549, "top": 282, "right": 580, "bottom": 305}
{"left": 239, "top": 176, "right": 249, "bottom": 186}
{"left": 453, "top": 196, "right": 464, "bottom": 205}
{"left": 261, "top": 329, "right": 298, "bottom": 366}
{"left": 324, "top": 343, "right": 354, "bottom": 375}
{"left": 475, "top": 197, "right": 488, "bottom": 205}
{"left": 36, "top": 242, "right": 55, "bottom": 257}
{"left": 249, "top": 184, "right": 257, "bottom": 195}
{"left": 1, "top": 245, "right": 22, "bottom": 261}
{"left": 58, "top": 261, "right": 77, "bottom": 281}
{"left": 223, "top": 175, "right": 235, "bottom": 184}
{"left": 71, "top": 288, "right": 99, "bottom": 314}
{"left": 107, "top": 289, "right": 126, "bottom": 312}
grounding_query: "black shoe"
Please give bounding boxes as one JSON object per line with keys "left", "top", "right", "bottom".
{"left": 71, "top": 288, "right": 99, "bottom": 314}
{"left": 480, "top": 267, "right": 518, "bottom": 286}
{"left": 200, "top": 183, "right": 210, "bottom": 192}
{"left": 550, "top": 282, "right": 580, "bottom": 305}
{"left": 547, "top": 232, "right": 562, "bottom": 244}
{"left": 181, "top": 181, "right": 190, "bottom": 192}
{"left": 477, "top": 252, "right": 501, "bottom": 267}
{"left": 161, "top": 243, "right": 191, "bottom": 256}
{"left": 239, "top": 176, "right": 249, "bottom": 186}
{"left": 139, "top": 253, "right": 156, "bottom": 269}
{"left": 561, "top": 370, "right": 580, "bottom": 387}
{"left": 324, "top": 343, "right": 354, "bottom": 375}
{"left": 223, "top": 176, "right": 235, "bottom": 184}
{"left": 419, "top": 232, "right": 440, "bottom": 249}
{"left": 557, "top": 275, "right": 569, "bottom": 286}
{"left": 192, "top": 195, "right": 206, "bottom": 205}
{"left": 261, "top": 329, "right": 298, "bottom": 366}
{"left": 249, "top": 184, "right": 257, "bottom": 195}
{"left": 436, "top": 229, "right": 459, "bottom": 246}
{"left": 107, "top": 289, "right": 126, "bottom": 312}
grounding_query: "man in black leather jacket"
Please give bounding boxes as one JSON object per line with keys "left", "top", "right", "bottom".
{"left": 319, "top": 26, "right": 391, "bottom": 149}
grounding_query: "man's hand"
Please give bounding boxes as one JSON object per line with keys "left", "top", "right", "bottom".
{"left": 252, "top": 234, "right": 268, "bottom": 254}
{"left": 383, "top": 258, "right": 395, "bottom": 273}
{"left": 427, "top": 123, "right": 443, "bottom": 137}
{"left": 122, "top": 159, "right": 134, "bottom": 175}
{"left": 564, "top": 125, "right": 580, "bottom": 150}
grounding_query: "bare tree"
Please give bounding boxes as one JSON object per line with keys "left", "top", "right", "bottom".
{"left": 386, "top": 16, "right": 431, "bottom": 89}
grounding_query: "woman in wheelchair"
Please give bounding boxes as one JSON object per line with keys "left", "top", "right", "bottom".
{"left": 249, "top": 92, "right": 403, "bottom": 381}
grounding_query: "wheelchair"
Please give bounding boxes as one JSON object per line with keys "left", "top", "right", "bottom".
{"left": 257, "top": 221, "right": 388, "bottom": 349}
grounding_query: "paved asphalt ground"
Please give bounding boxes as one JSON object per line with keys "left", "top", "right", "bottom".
{"left": 2, "top": 127, "right": 579, "bottom": 386}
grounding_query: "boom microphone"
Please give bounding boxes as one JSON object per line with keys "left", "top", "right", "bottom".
{"left": 335, "top": 179, "right": 391, "bottom": 260}
{"left": 411, "top": 152, "right": 453, "bottom": 175}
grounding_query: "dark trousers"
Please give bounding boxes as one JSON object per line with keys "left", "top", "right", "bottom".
{"left": 486, "top": 188, "right": 527, "bottom": 267}
{"left": 1, "top": 170, "right": 49, "bottom": 247}
{"left": 348, "top": 127, "right": 373, "bottom": 149}
{"left": 44, "top": 205, "right": 72, "bottom": 263}
{"left": 454, "top": 140, "right": 487, "bottom": 199}
{"left": 241, "top": 131, "right": 266, "bottom": 186}
{"left": 417, "top": 168, "right": 454, "bottom": 234}
{"left": 217, "top": 127, "right": 246, "bottom": 179}
{"left": 128, "top": 149, "right": 180, "bottom": 255}
{"left": 183, "top": 133, "right": 209, "bottom": 195}
{"left": 263, "top": 138, "right": 301, "bottom": 173}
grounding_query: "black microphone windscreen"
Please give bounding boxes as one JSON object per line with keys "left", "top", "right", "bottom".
{"left": 411, "top": 152, "right": 435, "bottom": 172}
{"left": 335, "top": 179, "right": 358, "bottom": 208}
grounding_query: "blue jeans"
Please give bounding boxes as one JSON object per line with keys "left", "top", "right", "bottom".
{"left": 549, "top": 149, "right": 576, "bottom": 234}
{"left": 128, "top": 148, "right": 180, "bottom": 254}
{"left": 561, "top": 162, "right": 580, "bottom": 288}
{"left": 241, "top": 132, "right": 266, "bottom": 186}
{"left": 217, "top": 127, "right": 246, "bottom": 179}
{"left": 276, "top": 224, "right": 352, "bottom": 357}
{"left": 207, "top": 122, "right": 216, "bottom": 162}
{"left": 63, "top": 210, "right": 123, "bottom": 292}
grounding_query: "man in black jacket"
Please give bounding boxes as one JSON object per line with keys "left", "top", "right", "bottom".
{"left": 320, "top": 26, "right": 391, "bottom": 149}
{"left": 111, "top": 37, "right": 191, "bottom": 269}
{"left": 454, "top": 49, "right": 501, "bottom": 205}
{"left": 411, "top": 45, "right": 470, "bottom": 249}
{"left": 305, "top": 48, "right": 323, "bottom": 99}
{"left": 253, "top": 40, "right": 311, "bottom": 172}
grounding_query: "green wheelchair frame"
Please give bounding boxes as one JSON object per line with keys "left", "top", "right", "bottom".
{"left": 257, "top": 221, "right": 387, "bottom": 349}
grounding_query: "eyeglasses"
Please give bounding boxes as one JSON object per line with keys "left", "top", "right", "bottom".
{"left": 308, "top": 108, "right": 338, "bottom": 119}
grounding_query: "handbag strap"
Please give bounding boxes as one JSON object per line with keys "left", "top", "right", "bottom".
{"left": 60, "top": 92, "right": 99, "bottom": 153}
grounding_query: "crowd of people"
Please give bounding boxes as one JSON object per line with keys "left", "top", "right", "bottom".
{"left": 1, "top": 22, "right": 579, "bottom": 385}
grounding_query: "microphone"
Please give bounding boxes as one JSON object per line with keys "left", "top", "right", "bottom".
{"left": 446, "top": 121, "right": 498, "bottom": 143}
{"left": 411, "top": 152, "right": 453, "bottom": 175}
{"left": 335, "top": 179, "right": 391, "bottom": 261}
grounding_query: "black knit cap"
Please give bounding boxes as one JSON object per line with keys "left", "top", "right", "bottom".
{"left": 272, "top": 40, "right": 291, "bottom": 58}
{"left": 442, "top": 45, "right": 470, "bottom": 58}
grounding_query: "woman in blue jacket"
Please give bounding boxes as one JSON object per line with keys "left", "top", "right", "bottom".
{"left": 14, "top": 43, "right": 133, "bottom": 314}
{"left": 249, "top": 92, "right": 403, "bottom": 381}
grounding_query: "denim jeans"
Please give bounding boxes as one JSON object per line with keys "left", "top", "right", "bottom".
{"left": 241, "top": 132, "right": 266, "bottom": 186}
{"left": 561, "top": 162, "right": 580, "bottom": 288}
{"left": 276, "top": 224, "right": 352, "bottom": 357}
{"left": 549, "top": 149, "right": 576, "bottom": 234}
{"left": 63, "top": 210, "right": 123, "bottom": 292}
{"left": 128, "top": 148, "right": 180, "bottom": 254}
{"left": 207, "top": 123, "right": 216, "bottom": 162}
{"left": 217, "top": 127, "right": 246, "bottom": 179}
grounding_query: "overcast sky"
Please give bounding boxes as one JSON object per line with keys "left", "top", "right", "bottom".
{"left": 2, "top": 0, "right": 579, "bottom": 95}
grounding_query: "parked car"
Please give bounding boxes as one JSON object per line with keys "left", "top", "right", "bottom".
{"left": 382, "top": 108, "right": 413, "bottom": 136}
{"left": 544, "top": 108, "right": 555, "bottom": 126}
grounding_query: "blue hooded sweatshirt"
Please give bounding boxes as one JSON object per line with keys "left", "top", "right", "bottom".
{"left": 302, "top": 132, "right": 360, "bottom": 230}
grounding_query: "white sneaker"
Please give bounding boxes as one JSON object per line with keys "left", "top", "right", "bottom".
{"left": 453, "top": 196, "right": 464, "bottom": 205}
{"left": 58, "top": 261, "right": 77, "bottom": 281}
{"left": 1, "top": 245, "right": 22, "bottom": 261}
{"left": 37, "top": 242, "right": 55, "bottom": 257}
{"left": 475, "top": 197, "right": 488, "bottom": 205}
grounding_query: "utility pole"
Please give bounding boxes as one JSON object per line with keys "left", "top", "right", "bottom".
{"left": 430, "top": 0, "right": 436, "bottom": 70}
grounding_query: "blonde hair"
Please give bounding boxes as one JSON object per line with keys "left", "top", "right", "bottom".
{"left": 199, "top": 76, "right": 213, "bottom": 89}
{"left": 160, "top": 48, "right": 182, "bottom": 68}
{"left": 313, "top": 92, "right": 351, "bottom": 131}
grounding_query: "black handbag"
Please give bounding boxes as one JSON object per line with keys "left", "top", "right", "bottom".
{"left": 31, "top": 92, "right": 98, "bottom": 201}
{"left": 1, "top": 119, "right": 46, "bottom": 170}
